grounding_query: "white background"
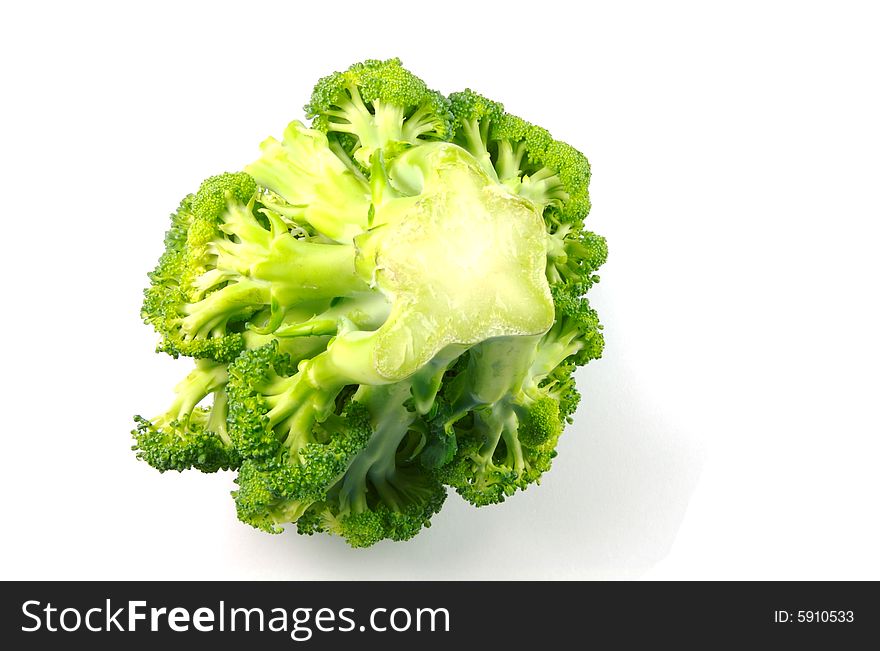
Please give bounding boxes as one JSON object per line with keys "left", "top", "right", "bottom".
{"left": 1, "top": 1, "right": 877, "bottom": 580}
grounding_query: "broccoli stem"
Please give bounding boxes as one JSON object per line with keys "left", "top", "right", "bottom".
{"left": 497, "top": 404, "right": 525, "bottom": 474}
{"left": 338, "top": 383, "right": 416, "bottom": 514}
{"left": 495, "top": 140, "right": 526, "bottom": 183}
{"left": 458, "top": 118, "right": 497, "bottom": 179}
{"left": 272, "top": 292, "right": 390, "bottom": 339}
{"left": 248, "top": 239, "right": 366, "bottom": 305}
{"left": 402, "top": 103, "right": 440, "bottom": 141}
{"left": 473, "top": 404, "right": 505, "bottom": 463}
{"left": 273, "top": 319, "right": 338, "bottom": 338}
{"left": 371, "top": 100, "right": 407, "bottom": 148}
{"left": 259, "top": 371, "right": 344, "bottom": 454}
{"left": 326, "top": 91, "right": 408, "bottom": 165}
{"left": 326, "top": 88, "right": 444, "bottom": 167}
{"left": 180, "top": 280, "right": 267, "bottom": 339}
{"left": 206, "top": 389, "right": 230, "bottom": 445}
{"left": 470, "top": 400, "right": 524, "bottom": 471}
{"left": 517, "top": 167, "right": 568, "bottom": 207}
{"left": 183, "top": 240, "right": 368, "bottom": 338}
{"left": 452, "top": 336, "right": 541, "bottom": 413}
{"left": 323, "top": 84, "right": 373, "bottom": 134}
{"left": 409, "top": 344, "right": 468, "bottom": 414}
{"left": 165, "top": 361, "right": 228, "bottom": 423}
{"left": 245, "top": 121, "right": 371, "bottom": 242}
{"left": 530, "top": 321, "right": 585, "bottom": 380}
{"left": 328, "top": 138, "right": 369, "bottom": 181}
{"left": 545, "top": 224, "right": 572, "bottom": 284}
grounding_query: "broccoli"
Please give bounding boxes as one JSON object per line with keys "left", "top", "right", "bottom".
{"left": 297, "top": 383, "right": 447, "bottom": 547}
{"left": 306, "top": 57, "right": 451, "bottom": 167}
{"left": 448, "top": 88, "right": 591, "bottom": 223}
{"left": 133, "top": 359, "right": 239, "bottom": 473}
{"left": 134, "top": 58, "right": 605, "bottom": 547}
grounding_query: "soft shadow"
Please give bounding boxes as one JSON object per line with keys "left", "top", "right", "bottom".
{"left": 229, "top": 342, "right": 705, "bottom": 580}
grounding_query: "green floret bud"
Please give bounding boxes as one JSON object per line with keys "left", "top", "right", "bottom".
{"left": 540, "top": 285, "right": 605, "bottom": 370}
{"left": 516, "top": 395, "right": 562, "bottom": 448}
{"left": 448, "top": 89, "right": 504, "bottom": 178}
{"left": 158, "top": 331, "right": 245, "bottom": 363}
{"left": 449, "top": 88, "right": 591, "bottom": 223}
{"left": 142, "top": 194, "right": 246, "bottom": 361}
{"left": 336, "top": 510, "right": 386, "bottom": 548}
{"left": 191, "top": 172, "right": 257, "bottom": 222}
{"left": 306, "top": 58, "right": 452, "bottom": 166}
{"left": 141, "top": 175, "right": 258, "bottom": 362}
{"left": 542, "top": 363, "right": 582, "bottom": 422}
{"left": 226, "top": 341, "right": 291, "bottom": 459}
{"left": 146, "top": 196, "right": 192, "bottom": 288}
{"left": 546, "top": 224, "right": 608, "bottom": 288}
{"left": 438, "top": 426, "right": 521, "bottom": 507}
{"left": 339, "top": 484, "right": 447, "bottom": 547}
{"left": 132, "top": 414, "right": 239, "bottom": 473}
{"left": 233, "top": 461, "right": 291, "bottom": 533}
{"left": 537, "top": 138, "right": 591, "bottom": 221}
{"left": 440, "top": 393, "right": 565, "bottom": 507}
{"left": 304, "top": 473, "right": 447, "bottom": 548}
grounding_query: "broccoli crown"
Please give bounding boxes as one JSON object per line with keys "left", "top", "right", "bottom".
{"left": 134, "top": 58, "right": 605, "bottom": 547}
{"left": 306, "top": 58, "right": 452, "bottom": 167}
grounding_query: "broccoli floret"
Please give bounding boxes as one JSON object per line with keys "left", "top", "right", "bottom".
{"left": 135, "top": 58, "right": 605, "bottom": 548}
{"left": 141, "top": 172, "right": 370, "bottom": 361}
{"left": 536, "top": 285, "right": 605, "bottom": 372}
{"left": 438, "top": 387, "right": 565, "bottom": 506}
{"left": 306, "top": 58, "right": 452, "bottom": 167}
{"left": 546, "top": 225, "right": 608, "bottom": 289}
{"left": 191, "top": 172, "right": 257, "bottom": 221}
{"left": 449, "top": 88, "right": 591, "bottom": 223}
{"left": 434, "top": 284, "right": 603, "bottom": 506}
{"left": 142, "top": 187, "right": 247, "bottom": 362}
{"left": 225, "top": 340, "right": 349, "bottom": 461}
{"left": 132, "top": 360, "right": 239, "bottom": 473}
{"left": 429, "top": 336, "right": 554, "bottom": 504}
{"left": 540, "top": 363, "right": 582, "bottom": 423}
{"left": 434, "top": 325, "right": 592, "bottom": 506}
{"left": 296, "top": 383, "right": 447, "bottom": 546}
{"left": 233, "top": 401, "right": 372, "bottom": 533}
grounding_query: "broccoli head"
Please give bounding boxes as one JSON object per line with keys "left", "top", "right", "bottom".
{"left": 134, "top": 58, "right": 605, "bottom": 547}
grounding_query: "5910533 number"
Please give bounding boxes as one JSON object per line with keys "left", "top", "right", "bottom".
{"left": 797, "top": 611, "right": 853, "bottom": 623}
